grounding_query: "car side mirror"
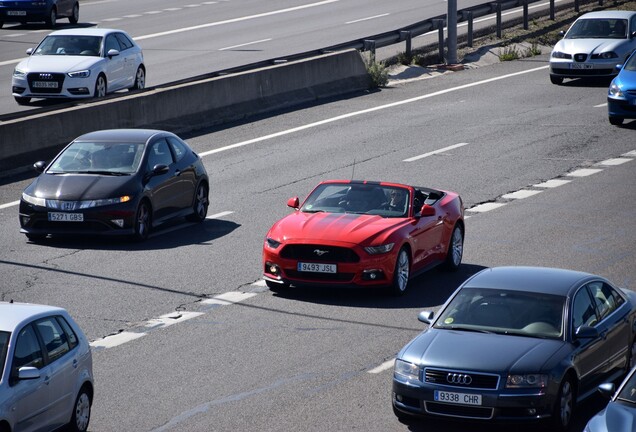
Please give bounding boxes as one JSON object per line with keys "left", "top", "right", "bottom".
{"left": 26, "top": 47, "right": 34, "bottom": 56}
{"left": 597, "top": 382, "right": 615, "bottom": 399}
{"left": 287, "top": 197, "right": 299, "bottom": 209}
{"left": 559, "top": 30, "right": 565, "bottom": 37}
{"left": 152, "top": 164, "right": 169, "bottom": 175}
{"left": 575, "top": 325, "right": 599, "bottom": 339}
{"left": 615, "top": 64, "right": 623, "bottom": 72}
{"left": 18, "top": 366, "right": 41, "bottom": 380}
{"left": 419, "top": 204, "right": 436, "bottom": 217}
{"left": 418, "top": 311, "right": 434, "bottom": 324}
{"left": 33, "top": 161, "right": 47, "bottom": 173}
{"left": 107, "top": 49, "right": 120, "bottom": 58}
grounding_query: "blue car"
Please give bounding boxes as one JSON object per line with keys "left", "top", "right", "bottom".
{"left": 608, "top": 49, "right": 636, "bottom": 126}
{"left": 0, "top": 0, "right": 79, "bottom": 29}
{"left": 584, "top": 366, "right": 636, "bottom": 432}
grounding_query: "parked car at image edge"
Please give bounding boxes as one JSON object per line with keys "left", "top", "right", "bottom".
{"left": 0, "top": 0, "right": 78, "bottom": 28}
{"left": 263, "top": 180, "right": 464, "bottom": 295}
{"left": 12, "top": 28, "right": 145, "bottom": 105}
{"left": 392, "top": 266, "right": 636, "bottom": 431}
{"left": 549, "top": 11, "right": 636, "bottom": 85}
{"left": 584, "top": 365, "right": 636, "bottom": 432}
{"left": 0, "top": 301, "right": 94, "bottom": 432}
{"left": 608, "top": 49, "right": 636, "bottom": 126}
{"left": 19, "top": 129, "right": 209, "bottom": 242}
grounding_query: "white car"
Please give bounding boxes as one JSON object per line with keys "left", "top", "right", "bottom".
{"left": 0, "top": 301, "right": 94, "bottom": 432}
{"left": 12, "top": 28, "right": 145, "bottom": 105}
{"left": 549, "top": 11, "right": 636, "bottom": 85}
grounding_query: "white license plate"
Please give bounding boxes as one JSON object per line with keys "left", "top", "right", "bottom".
{"left": 7, "top": 11, "right": 27, "bottom": 16}
{"left": 434, "top": 390, "right": 482, "bottom": 406}
{"left": 297, "top": 262, "right": 337, "bottom": 273}
{"left": 570, "top": 63, "right": 593, "bottom": 70}
{"left": 48, "top": 212, "right": 84, "bottom": 222}
{"left": 33, "top": 81, "right": 58, "bottom": 88}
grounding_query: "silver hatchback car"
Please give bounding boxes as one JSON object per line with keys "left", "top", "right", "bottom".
{"left": 0, "top": 301, "right": 94, "bottom": 432}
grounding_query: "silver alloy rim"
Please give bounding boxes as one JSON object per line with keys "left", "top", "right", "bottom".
{"left": 96, "top": 77, "right": 106, "bottom": 97}
{"left": 195, "top": 185, "right": 208, "bottom": 218}
{"left": 451, "top": 228, "right": 463, "bottom": 266}
{"left": 75, "top": 392, "right": 90, "bottom": 431}
{"left": 137, "top": 204, "right": 148, "bottom": 236}
{"left": 72, "top": 5, "right": 79, "bottom": 22}
{"left": 136, "top": 68, "right": 145, "bottom": 89}
{"left": 50, "top": 10, "right": 56, "bottom": 26}
{"left": 560, "top": 380, "right": 572, "bottom": 427}
{"left": 396, "top": 250, "right": 409, "bottom": 292}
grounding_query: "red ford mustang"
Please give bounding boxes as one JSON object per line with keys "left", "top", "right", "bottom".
{"left": 262, "top": 180, "right": 465, "bottom": 295}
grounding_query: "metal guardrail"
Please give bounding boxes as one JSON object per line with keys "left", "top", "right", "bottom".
{"left": 0, "top": 0, "right": 607, "bottom": 123}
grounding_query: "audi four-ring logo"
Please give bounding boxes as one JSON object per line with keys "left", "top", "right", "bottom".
{"left": 447, "top": 373, "right": 472, "bottom": 385}
{"left": 313, "top": 249, "right": 329, "bottom": 256}
{"left": 38, "top": 74, "right": 53, "bottom": 80}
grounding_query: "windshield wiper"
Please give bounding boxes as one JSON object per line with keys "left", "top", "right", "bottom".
{"left": 437, "top": 325, "right": 494, "bottom": 334}
{"left": 72, "top": 170, "right": 128, "bottom": 176}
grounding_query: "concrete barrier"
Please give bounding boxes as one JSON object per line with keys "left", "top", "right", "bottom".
{"left": 0, "top": 49, "right": 371, "bottom": 175}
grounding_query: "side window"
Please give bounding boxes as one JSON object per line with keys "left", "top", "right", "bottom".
{"left": 35, "top": 317, "right": 70, "bottom": 363}
{"left": 589, "top": 282, "right": 625, "bottom": 321}
{"left": 56, "top": 316, "right": 79, "bottom": 350}
{"left": 104, "top": 34, "right": 120, "bottom": 54}
{"left": 147, "top": 139, "right": 173, "bottom": 171}
{"left": 167, "top": 137, "right": 188, "bottom": 162}
{"left": 115, "top": 33, "right": 134, "bottom": 51}
{"left": 572, "top": 287, "right": 598, "bottom": 329}
{"left": 13, "top": 325, "right": 44, "bottom": 371}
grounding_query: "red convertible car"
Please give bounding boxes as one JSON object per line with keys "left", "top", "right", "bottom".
{"left": 262, "top": 180, "right": 465, "bottom": 295}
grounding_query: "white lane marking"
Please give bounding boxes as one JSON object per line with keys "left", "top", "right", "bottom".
{"left": 534, "top": 179, "right": 571, "bottom": 188}
{"left": 0, "top": 200, "right": 20, "bottom": 210}
{"left": 145, "top": 10, "right": 163, "bottom": 15}
{"left": 83, "top": 0, "right": 118, "bottom": 5}
{"left": 102, "top": 17, "right": 122, "bottom": 21}
{"left": 594, "top": 103, "right": 608, "bottom": 108}
{"left": 145, "top": 311, "right": 205, "bottom": 329}
{"left": 206, "top": 210, "right": 234, "bottom": 219}
{"left": 164, "top": 8, "right": 182, "bottom": 12}
{"left": 219, "top": 39, "right": 273, "bottom": 51}
{"left": 467, "top": 202, "right": 507, "bottom": 213}
{"left": 200, "top": 66, "right": 548, "bottom": 158}
{"left": 346, "top": 13, "right": 390, "bottom": 24}
{"left": 623, "top": 150, "right": 636, "bottom": 158}
{"left": 368, "top": 359, "right": 394, "bottom": 374}
{"left": 596, "top": 158, "right": 632, "bottom": 166}
{"left": 185, "top": 4, "right": 202, "bottom": 7}
{"left": 135, "top": 0, "right": 339, "bottom": 41}
{"left": 403, "top": 143, "right": 469, "bottom": 162}
{"left": 501, "top": 189, "right": 542, "bottom": 200}
{"left": 567, "top": 168, "right": 603, "bottom": 177}
{"left": 202, "top": 291, "right": 257, "bottom": 305}
{"left": 90, "top": 331, "right": 146, "bottom": 349}
{"left": 253, "top": 279, "right": 267, "bottom": 287}
{"left": 124, "top": 14, "right": 142, "bottom": 18}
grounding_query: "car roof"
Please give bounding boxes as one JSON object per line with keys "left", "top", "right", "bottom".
{"left": 462, "top": 266, "right": 602, "bottom": 296}
{"left": 47, "top": 28, "right": 128, "bottom": 37}
{"left": 577, "top": 11, "right": 636, "bottom": 20}
{"left": 0, "top": 302, "right": 67, "bottom": 332}
{"left": 74, "top": 128, "right": 172, "bottom": 143}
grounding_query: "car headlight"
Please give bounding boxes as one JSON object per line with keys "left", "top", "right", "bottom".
{"left": 394, "top": 359, "right": 421, "bottom": 381}
{"left": 609, "top": 82, "right": 625, "bottom": 98}
{"left": 67, "top": 70, "right": 91, "bottom": 78}
{"left": 364, "top": 243, "right": 394, "bottom": 254}
{"left": 13, "top": 68, "right": 26, "bottom": 78}
{"left": 598, "top": 52, "right": 618, "bottom": 59}
{"left": 266, "top": 238, "right": 281, "bottom": 249}
{"left": 506, "top": 374, "right": 548, "bottom": 388}
{"left": 21, "top": 193, "right": 46, "bottom": 207}
{"left": 77, "top": 196, "right": 131, "bottom": 209}
{"left": 551, "top": 51, "right": 571, "bottom": 59}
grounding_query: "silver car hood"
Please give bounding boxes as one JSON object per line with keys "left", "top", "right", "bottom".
{"left": 554, "top": 38, "right": 627, "bottom": 55}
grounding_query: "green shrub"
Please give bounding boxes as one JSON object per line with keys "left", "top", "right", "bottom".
{"left": 499, "top": 45, "right": 520, "bottom": 61}
{"left": 366, "top": 60, "right": 389, "bottom": 87}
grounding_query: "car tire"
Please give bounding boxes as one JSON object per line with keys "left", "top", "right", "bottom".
{"left": 129, "top": 66, "right": 146, "bottom": 91}
{"left": 67, "top": 386, "right": 91, "bottom": 432}
{"left": 186, "top": 182, "right": 208, "bottom": 223}
{"left": 389, "top": 247, "right": 410, "bottom": 296}
{"left": 14, "top": 96, "right": 31, "bottom": 105}
{"left": 551, "top": 375, "right": 575, "bottom": 432}
{"left": 609, "top": 116, "right": 624, "bottom": 126}
{"left": 94, "top": 74, "right": 107, "bottom": 98}
{"left": 550, "top": 75, "right": 563, "bottom": 85}
{"left": 265, "top": 279, "right": 290, "bottom": 292}
{"left": 443, "top": 224, "right": 463, "bottom": 271}
{"left": 69, "top": 3, "right": 79, "bottom": 24}
{"left": 132, "top": 200, "right": 151, "bottom": 242}
{"left": 46, "top": 8, "right": 57, "bottom": 28}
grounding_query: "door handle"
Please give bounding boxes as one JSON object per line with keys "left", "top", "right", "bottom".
{"left": 73, "top": 359, "right": 78, "bottom": 368}
{"left": 43, "top": 375, "right": 51, "bottom": 385}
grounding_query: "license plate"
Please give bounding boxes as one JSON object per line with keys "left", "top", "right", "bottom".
{"left": 48, "top": 212, "right": 84, "bottom": 222}
{"left": 33, "top": 81, "right": 58, "bottom": 89}
{"left": 434, "top": 390, "right": 482, "bottom": 406}
{"left": 7, "top": 11, "right": 27, "bottom": 16}
{"left": 570, "top": 63, "right": 593, "bottom": 70}
{"left": 297, "top": 262, "right": 336, "bottom": 273}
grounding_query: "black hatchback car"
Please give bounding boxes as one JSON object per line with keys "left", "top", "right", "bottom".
{"left": 392, "top": 266, "right": 636, "bottom": 431}
{"left": 0, "top": 0, "right": 79, "bottom": 28}
{"left": 19, "top": 129, "right": 209, "bottom": 242}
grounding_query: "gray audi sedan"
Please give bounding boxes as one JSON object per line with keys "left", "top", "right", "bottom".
{"left": 392, "top": 266, "right": 636, "bottom": 431}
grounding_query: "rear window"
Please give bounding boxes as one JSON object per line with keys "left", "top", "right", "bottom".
{"left": 0, "top": 331, "right": 9, "bottom": 382}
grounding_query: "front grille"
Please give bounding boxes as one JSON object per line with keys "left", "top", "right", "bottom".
{"left": 425, "top": 368, "right": 499, "bottom": 390}
{"left": 27, "top": 72, "right": 65, "bottom": 94}
{"left": 32, "top": 220, "right": 110, "bottom": 232}
{"left": 574, "top": 53, "right": 588, "bottom": 62}
{"left": 280, "top": 244, "right": 359, "bottom": 263}
{"left": 285, "top": 270, "right": 355, "bottom": 282}
{"left": 425, "top": 401, "right": 494, "bottom": 419}
{"left": 551, "top": 68, "right": 613, "bottom": 76}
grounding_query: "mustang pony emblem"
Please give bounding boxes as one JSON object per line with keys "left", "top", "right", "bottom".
{"left": 313, "top": 249, "right": 329, "bottom": 256}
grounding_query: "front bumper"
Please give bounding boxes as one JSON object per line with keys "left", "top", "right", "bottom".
{"left": 608, "top": 96, "right": 636, "bottom": 119}
{"left": 0, "top": 6, "right": 51, "bottom": 23}
{"left": 12, "top": 74, "right": 95, "bottom": 100}
{"left": 550, "top": 59, "right": 617, "bottom": 79}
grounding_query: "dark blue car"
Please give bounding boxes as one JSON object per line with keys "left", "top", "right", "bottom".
{"left": 392, "top": 266, "right": 636, "bottom": 431}
{"left": 0, "top": 0, "right": 79, "bottom": 29}
{"left": 585, "top": 366, "right": 636, "bottom": 432}
{"left": 608, "top": 49, "right": 636, "bottom": 126}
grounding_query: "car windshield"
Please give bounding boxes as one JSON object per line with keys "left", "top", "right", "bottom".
{"left": 47, "top": 141, "right": 145, "bottom": 174}
{"left": 300, "top": 183, "right": 410, "bottom": 217}
{"left": 566, "top": 18, "right": 628, "bottom": 39}
{"left": 0, "top": 331, "right": 9, "bottom": 382}
{"left": 616, "top": 371, "right": 636, "bottom": 404}
{"left": 434, "top": 288, "right": 566, "bottom": 339}
{"left": 33, "top": 35, "right": 102, "bottom": 56}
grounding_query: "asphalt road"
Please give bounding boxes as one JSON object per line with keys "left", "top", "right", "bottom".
{"left": 0, "top": 51, "right": 635, "bottom": 430}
